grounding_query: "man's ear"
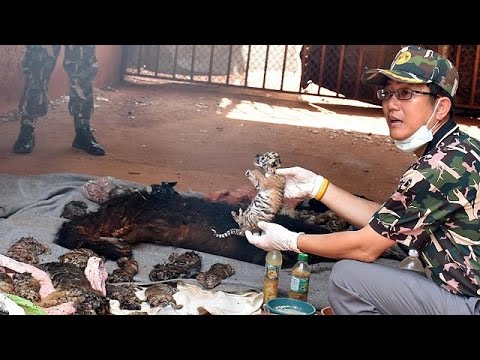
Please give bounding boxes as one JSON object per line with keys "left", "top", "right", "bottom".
{"left": 435, "top": 97, "right": 452, "bottom": 120}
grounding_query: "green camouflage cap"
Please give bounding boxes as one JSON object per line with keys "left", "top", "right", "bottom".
{"left": 361, "top": 45, "right": 459, "bottom": 97}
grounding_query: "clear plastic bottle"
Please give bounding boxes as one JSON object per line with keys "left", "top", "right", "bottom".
{"left": 399, "top": 249, "right": 425, "bottom": 274}
{"left": 288, "top": 253, "right": 311, "bottom": 302}
{"left": 263, "top": 250, "right": 283, "bottom": 304}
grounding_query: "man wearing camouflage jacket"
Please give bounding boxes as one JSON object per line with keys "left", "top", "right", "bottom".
{"left": 245, "top": 45, "right": 480, "bottom": 314}
{"left": 13, "top": 45, "right": 105, "bottom": 155}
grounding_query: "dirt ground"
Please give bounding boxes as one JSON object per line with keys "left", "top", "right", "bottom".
{"left": 0, "top": 77, "right": 479, "bottom": 203}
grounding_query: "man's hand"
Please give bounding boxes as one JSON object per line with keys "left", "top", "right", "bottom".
{"left": 276, "top": 166, "right": 325, "bottom": 200}
{"left": 245, "top": 221, "right": 302, "bottom": 252}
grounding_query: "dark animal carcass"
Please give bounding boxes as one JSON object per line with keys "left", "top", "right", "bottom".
{"left": 55, "top": 182, "right": 332, "bottom": 268}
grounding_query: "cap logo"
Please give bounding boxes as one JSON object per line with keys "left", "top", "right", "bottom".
{"left": 395, "top": 51, "right": 411, "bottom": 65}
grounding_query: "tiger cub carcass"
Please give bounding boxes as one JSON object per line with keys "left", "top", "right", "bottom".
{"left": 212, "top": 152, "right": 285, "bottom": 238}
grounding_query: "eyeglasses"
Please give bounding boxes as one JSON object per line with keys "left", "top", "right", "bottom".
{"left": 376, "top": 88, "right": 438, "bottom": 101}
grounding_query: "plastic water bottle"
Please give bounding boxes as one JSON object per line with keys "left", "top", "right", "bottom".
{"left": 263, "top": 250, "right": 283, "bottom": 303}
{"left": 288, "top": 253, "right": 311, "bottom": 301}
{"left": 399, "top": 249, "right": 425, "bottom": 274}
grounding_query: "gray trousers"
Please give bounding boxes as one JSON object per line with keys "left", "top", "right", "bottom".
{"left": 328, "top": 259, "right": 480, "bottom": 315}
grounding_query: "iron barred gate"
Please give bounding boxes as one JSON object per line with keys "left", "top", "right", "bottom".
{"left": 123, "top": 45, "right": 480, "bottom": 114}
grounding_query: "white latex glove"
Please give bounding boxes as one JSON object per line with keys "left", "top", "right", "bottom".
{"left": 275, "top": 166, "right": 325, "bottom": 200}
{"left": 245, "top": 221, "right": 302, "bottom": 253}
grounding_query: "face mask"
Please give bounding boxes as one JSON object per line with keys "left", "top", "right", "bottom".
{"left": 394, "top": 99, "right": 441, "bottom": 153}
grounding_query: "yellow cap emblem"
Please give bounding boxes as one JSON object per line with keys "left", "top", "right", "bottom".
{"left": 395, "top": 51, "right": 411, "bottom": 65}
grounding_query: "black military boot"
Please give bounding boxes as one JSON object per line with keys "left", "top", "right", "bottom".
{"left": 13, "top": 125, "right": 35, "bottom": 154}
{"left": 72, "top": 125, "right": 105, "bottom": 156}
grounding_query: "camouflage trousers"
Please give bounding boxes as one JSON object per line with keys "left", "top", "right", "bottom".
{"left": 18, "top": 45, "right": 98, "bottom": 128}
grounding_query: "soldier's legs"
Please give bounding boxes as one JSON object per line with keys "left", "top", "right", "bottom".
{"left": 63, "top": 45, "right": 105, "bottom": 155}
{"left": 14, "top": 45, "right": 60, "bottom": 153}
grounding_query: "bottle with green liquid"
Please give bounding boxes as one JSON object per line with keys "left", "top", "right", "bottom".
{"left": 288, "top": 253, "right": 311, "bottom": 302}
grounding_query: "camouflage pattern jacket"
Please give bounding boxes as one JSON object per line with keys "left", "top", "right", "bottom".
{"left": 370, "top": 118, "right": 480, "bottom": 297}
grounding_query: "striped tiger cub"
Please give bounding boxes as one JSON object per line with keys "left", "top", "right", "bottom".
{"left": 212, "top": 152, "right": 285, "bottom": 238}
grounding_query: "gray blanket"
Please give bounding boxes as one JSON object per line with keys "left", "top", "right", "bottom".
{"left": 0, "top": 172, "right": 398, "bottom": 312}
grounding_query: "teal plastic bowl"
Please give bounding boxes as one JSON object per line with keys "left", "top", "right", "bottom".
{"left": 266, "top": 297, "right": 316, "bottom": 315}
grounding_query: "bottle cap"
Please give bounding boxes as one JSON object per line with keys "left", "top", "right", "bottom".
{"left": 298, "top": 253, "right": 308, "bottom": 262}
{"left": 408, "top": 249, "right": 419, "bottom": 257}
